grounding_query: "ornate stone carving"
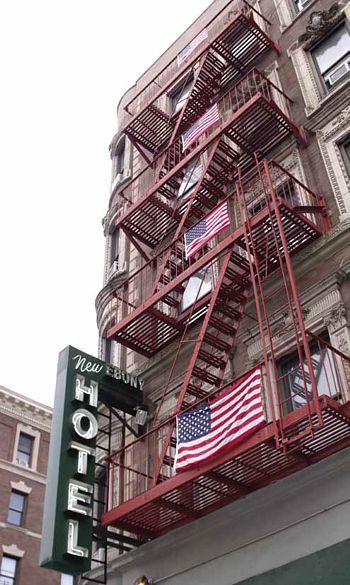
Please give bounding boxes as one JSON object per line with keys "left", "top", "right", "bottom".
{"left": 324, "top": 302, "right": 348, "bottom": 332}
{"left": 2, "top": 544, "right": 25, "bottom": 558}
{"left": 299, "top": 3, "right": 344, "bottom": 48}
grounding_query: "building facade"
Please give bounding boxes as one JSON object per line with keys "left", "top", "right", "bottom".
{"left": 0, "top": 385, "right": 62, "bottom": 585}
{"left": 92, "top": 0, "right": 350, "bottom": 583}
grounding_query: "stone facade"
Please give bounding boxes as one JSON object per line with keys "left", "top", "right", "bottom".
{"left": 93, "top": 0, "right": 350, "bottom": 583}
{"left": 0, "top": 385, "right": 62, "bottom": 585}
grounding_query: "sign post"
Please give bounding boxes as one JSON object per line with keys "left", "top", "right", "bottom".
{"left": 40, "top": 346, "right": 144, "bottom": 576}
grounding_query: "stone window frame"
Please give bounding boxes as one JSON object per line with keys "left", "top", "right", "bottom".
{"left": 243, "top": 267, "right": 350, "bottom": 419}
{"left": 272, "top": 0, "right": 318, "bottom": 31}
{"left": 287, "top": 4, "right": 350, "bottom": 115}
{"left": 110, "top": 134, "right": 132, "bottom": 195}
{"left": 12, "top": 424, "right": 40, "bottom": 472}
{"left": 316, "top": 106, "right": 350, "bottom": 218}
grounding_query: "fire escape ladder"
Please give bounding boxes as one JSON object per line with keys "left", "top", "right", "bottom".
{"left": 151, "top": 249, "right": 251, "bottom": 485}
{"left": 170, "top": 51, "right": 226, "bottom": 144}
{"left": 150, "top": 138, "right": 221, "bottom": 304}
{"left": 236, "top": 160, "right": 324, "bottom": 450}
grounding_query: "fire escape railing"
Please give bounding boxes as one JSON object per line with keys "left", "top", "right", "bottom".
{"left": 104, "top": 336, "right": 350, "bottom": 512}
{"left": 122, "top": 0, "right": 275, "bottom": 120}
{"left": 107, "top": 160, "right": 329, "bottom": 353}
{"left": 116, "top": 69, "right": 298, "bottom": 221}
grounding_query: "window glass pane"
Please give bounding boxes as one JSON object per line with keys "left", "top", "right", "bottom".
{"left": 178, "top": 160, "right": 202, "bottom": 200}
{"left": 173, "top": 83, "right": 191, "bottom": 113}
{"left": 313, "top": 25, "right": 350, "bottom": 74}
{"left": 110, "top": 229, "right": 119, "bottom": 266}
{"left": 181, "top": 268, "right": 211, "bottom": 312}
{"left": 18, "top": 433, "right": 33, "bottom": 455}
{"left": 10, "top": 492, "right": 25, "bottom": 512}
{"left": 7, "top": 509, "right": 22, "bottom": 526}
{"left": 1, "top": 556, "right": 17, "bottom": 582}
{"left": 280, "top": 340, "right": 342, "bottom": 413}
{"left": 17, "top": 432, "right": 33, "bottom": 465}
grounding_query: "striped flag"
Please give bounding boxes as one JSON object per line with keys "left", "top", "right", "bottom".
{"left": 177, "top": 28, "right": 208, "bottom": 66}
{"left": 184, "top": 201, "right": 230, "bottom": 259}
{"left": 174, "top": 368, "right": 265, "bottom": 473}
{"left": 181, "top": 103, "right": 220, "bottom": 152}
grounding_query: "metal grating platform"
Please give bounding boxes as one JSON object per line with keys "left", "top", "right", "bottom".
{"left": 101, "top": 397, "right": 350, "bottom": 539}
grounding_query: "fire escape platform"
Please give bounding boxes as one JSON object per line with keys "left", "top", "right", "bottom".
{"left": 124, "top": 11, "right": 278, "bottom": 154}
{"left": 108, "top": 198, "right": 324, "bottom": 355}
{"left": 101, "top": 396, "right": 350, "bottom": 540}
{"left": 119, "top": 93, "right": 306, "bottom": 250}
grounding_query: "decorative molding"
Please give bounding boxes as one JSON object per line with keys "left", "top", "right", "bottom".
{"left": 299, "top": 3, "right": 344, "bottom": 48}
{"left": 316, "top": 106, "right": 350, "bottom": 216}
{"left": 2, "top": 543, "right": 25, "bottom": 558}
{"left": 0, "top": 388, "right": 51, "bottom": 432}
{"left": 10, "top": 479, "right": 32, "bottom": 494}
{"left": 287, "top": 41, "right": 321, "bottom": 112}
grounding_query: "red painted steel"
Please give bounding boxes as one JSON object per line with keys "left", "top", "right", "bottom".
{"left": 99, "top": 2, "right": 350, "bottom": 544}
{"left": 102, "top": 343, "right": 350, "bottom": 537}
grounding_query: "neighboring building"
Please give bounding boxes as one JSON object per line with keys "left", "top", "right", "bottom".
{"left": 0, "top": 385, "right": 61, "bottom": 585}
{"left": 92, "top": 0, "right": 350, "bottom": 584}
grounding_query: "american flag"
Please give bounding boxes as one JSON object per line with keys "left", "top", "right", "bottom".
{"left": 181, "top": 103, "right": 220, "bottom": 152}
{"left": 184, "top": 201, "right": 230, "bottom": 259}
{"left": 174, "top": 368, "right": 265, "bottom": 473}
{"left": 177, "top": 28, "right": 208, "bottom": 66}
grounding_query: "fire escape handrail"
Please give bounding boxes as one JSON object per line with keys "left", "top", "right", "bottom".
{"left": 112, "top": 192, "right": 234, "bottom": 295}
{"left": 123, "top": 0, "right": 272, "bottom": 117}
{"left": 112, "top": 160, "right": 327, "bottom": 299}
{"left": 115, "top": 69, "right": 295, "bottom": 217}
{"left": 105, "top": 333, "right": 349, "bottom": 467}
{"left": 106, "top": 363, "right": 264, "bottom": 464}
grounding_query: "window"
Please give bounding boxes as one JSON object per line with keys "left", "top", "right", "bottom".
{"left": 339, "top": 135, "right": 350, "bottom": 178}
{"left": 312, "top": 24, "right": 350, "bottom": 89}
{"left": 177, "top": 159, "right": 202, "bottom": 200}
{"left": 0, "top": 555, "right": 17, "bottom": 585}
{"left": 115, "top": 137, "right": 125, "bottom": 176}
{"left": 279, "top": 335, "right": 342, "bottom": 414}
{"left": 181, "top": 267, "right": 212, "bottom": 312}
{"left": 110, "top": 229, "right": 119, "bottom": 268}
{"left": 16, "top": 433, "right": 34, "bottom": 466}
{"left": 292, "top": 0, "right": 311, "bottom": 14}
{"left": 7, "top": 491, "right": 26, "bottom": 526}
{"left": 171, "top": 80, "right": 192, "bottom": 114}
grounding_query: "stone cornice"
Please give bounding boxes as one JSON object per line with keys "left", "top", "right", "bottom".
{"left": 0, "top": 388, "right": 51, "bottom": 431}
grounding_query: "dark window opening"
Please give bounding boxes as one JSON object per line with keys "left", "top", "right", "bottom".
{"left": 110, "top": 229, "right": 120, "bottom": 268}
{"left": 177, "top": 159, "right": 203, "bottom": 201}
{"left": 279, "top": 334, "right": 342, "bottom": 414}
{"left": 7, "top": 491, "right": 26, "bottom": 527}
{"left": 115, "top": 138, "right": 125, "bottom": 176}
{"left": 339, "top": 135, "right": 350, "bottom": 178}
{"left": 16, "top": 432, "right": 34, "bottom": 466}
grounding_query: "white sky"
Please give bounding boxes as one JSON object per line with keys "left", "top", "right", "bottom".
{"left": 0, "top": 0, "right": 213, "bottom": 406}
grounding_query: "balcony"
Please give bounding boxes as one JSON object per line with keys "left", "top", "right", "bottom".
{"left": 101, "top": 335, "right": 350, "bottom": 539}
{"left": 123, "top": 1, "right": 278, "bottom": 154}
{"left": 107, "top": 160, "right": 329, "bottom": 356}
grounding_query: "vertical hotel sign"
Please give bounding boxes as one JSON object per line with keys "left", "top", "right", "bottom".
{"left": 40, "top": 346, "right": 108, "bottom": 575}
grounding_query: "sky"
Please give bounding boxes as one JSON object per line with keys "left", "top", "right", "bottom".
{"left": 0, "top": 0, "right": 214, "bottom": 406}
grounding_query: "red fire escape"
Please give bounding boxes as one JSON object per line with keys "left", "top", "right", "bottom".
{"left": 101, "top": 0, "right": 350, "bottom": 540}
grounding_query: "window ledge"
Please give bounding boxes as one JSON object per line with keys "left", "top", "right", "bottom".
{"left": 0, "top": 521, "right": 41, "bottom": 539}
{"left": 305, "top": 76, "right": 350, "bottom": 119}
